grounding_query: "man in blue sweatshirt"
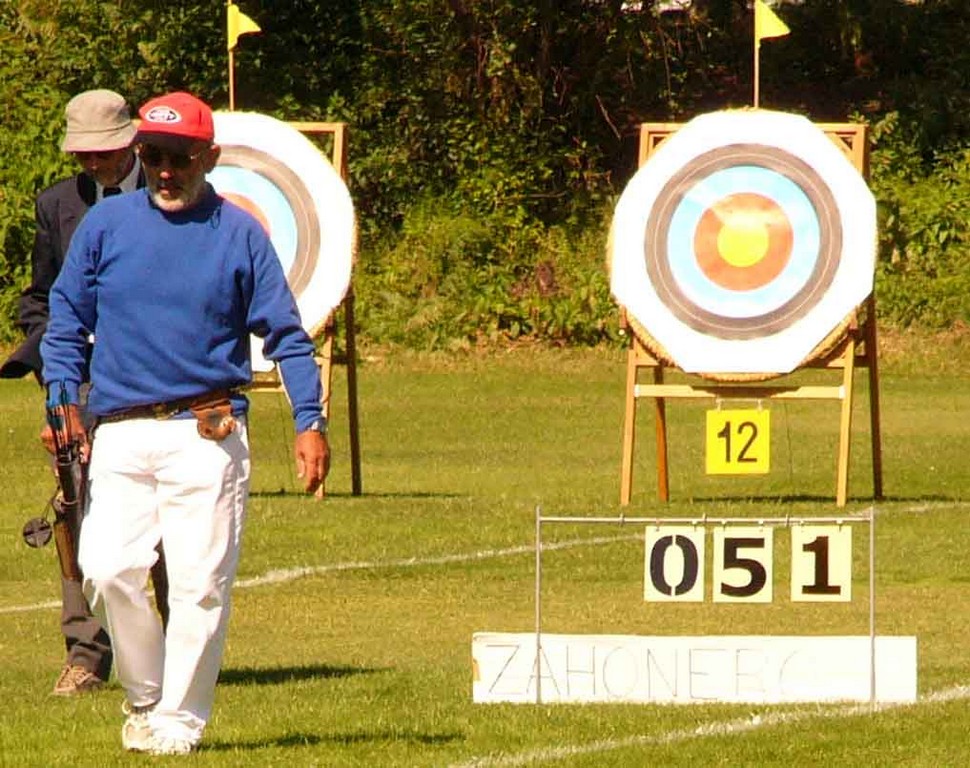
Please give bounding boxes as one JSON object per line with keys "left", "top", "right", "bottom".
{"left": 40, "top": 91, "right": 330, "bottom": 756}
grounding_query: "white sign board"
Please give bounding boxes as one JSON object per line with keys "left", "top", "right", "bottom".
{"left": 472, "top": 632, "right": 917, "bottom": 704}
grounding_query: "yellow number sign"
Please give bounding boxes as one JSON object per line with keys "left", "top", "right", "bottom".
{"left": 706, "top": 409, "right": 770, "bottom": 474}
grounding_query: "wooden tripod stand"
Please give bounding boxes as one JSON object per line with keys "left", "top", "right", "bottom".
{"left": 619, "top": 122, "right": 883, "bottom": 507}
{"left": 248, "top": 121, "right": 362, "bottom": 496}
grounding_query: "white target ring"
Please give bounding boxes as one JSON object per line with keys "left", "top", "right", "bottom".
{"left": 610, "top": 110, "right": 876, "bottom": 377}
{"left": 211, "top": 112, "right": 355, "bottom": 371}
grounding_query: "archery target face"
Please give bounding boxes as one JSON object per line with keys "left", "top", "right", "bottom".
{"left": 610, "top": 110, "right": 876, "bottom": 375}
{"left": 211, "top": 112, "right": 355, "bottom": 371}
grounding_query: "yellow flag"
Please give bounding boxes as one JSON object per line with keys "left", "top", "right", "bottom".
{"left": 754, "top": 0, "right": 790, "bottom": 42}
{"left": 227, "top": 3, "right": 261, "bottom": 51}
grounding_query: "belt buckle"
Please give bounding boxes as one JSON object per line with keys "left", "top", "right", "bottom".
{"left": 151, "top": 402, "right": 176, "bottom": 419}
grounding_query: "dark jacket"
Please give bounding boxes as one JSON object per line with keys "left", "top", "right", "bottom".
{"left": 1, "top": 169, "right": 143, "bottom": 381}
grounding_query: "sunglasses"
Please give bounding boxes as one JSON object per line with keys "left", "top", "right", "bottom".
{"left": 73, "top": 150, "right": 123, "bottom": 160}
{"left": 137, "top": 145, "right": 205, "bottom": 170}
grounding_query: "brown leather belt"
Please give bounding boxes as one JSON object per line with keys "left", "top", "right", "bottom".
{"left": 99, "top": 389, "right": 235, "bottom": 424}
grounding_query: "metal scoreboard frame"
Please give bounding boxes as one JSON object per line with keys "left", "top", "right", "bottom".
{"left": 471, "top": 505, "right": 919, "bottom": 707}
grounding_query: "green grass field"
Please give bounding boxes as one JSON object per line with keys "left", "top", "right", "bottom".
{"left": 0, "top": 333, "right": 967, "bottom": 766}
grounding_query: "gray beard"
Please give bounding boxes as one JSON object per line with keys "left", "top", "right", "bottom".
{"left": 149, "top": 177, "right": 206, "bottom": 212}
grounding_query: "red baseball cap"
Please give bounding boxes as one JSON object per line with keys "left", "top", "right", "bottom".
{"left": 134, "top": 91, "right": 214, "bottom": 146}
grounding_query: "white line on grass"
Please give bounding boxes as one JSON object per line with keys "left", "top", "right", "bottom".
{"left": 0, "top": 534, "right": 637, "bottom": 615}
{"left": 233, "top": 533, "right": 635, "bottom": 588}
{"left": 0, "top": 599, "right": 60, "bottom": 614}
{"left": 450, "top": 684, "right": 970, "bottom": 768}
{"left": 2, "top": 499, "right": 964, "bottom": 616}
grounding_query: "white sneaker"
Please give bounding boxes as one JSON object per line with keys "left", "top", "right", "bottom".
{"left": 146, "top": 733, "right": 197, "bottom": 756}
{"left": 120, "top": 702, "right": 156, "bottom": 752}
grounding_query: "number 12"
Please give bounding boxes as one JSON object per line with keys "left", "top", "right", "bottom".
{"left": 705, "top": 409, "right": 770, "bottom": 475}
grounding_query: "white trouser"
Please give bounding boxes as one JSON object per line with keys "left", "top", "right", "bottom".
{"left": 79, "top": 416, "right": 251, "bottom": 744}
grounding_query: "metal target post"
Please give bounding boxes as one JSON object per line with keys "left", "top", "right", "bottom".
{"left": 534, "top": 505, "right": 543, "bottom": 704}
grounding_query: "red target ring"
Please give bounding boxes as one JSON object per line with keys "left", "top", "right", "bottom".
{"left": 694, "top": 192, "right": 793, "bottom": 291}
{"left": 645, "top": 144, "right": 842, "bottom": 340}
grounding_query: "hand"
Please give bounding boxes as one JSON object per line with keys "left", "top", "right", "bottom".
{"left": 40, "top": 403, "right": 90, "bottom": 462}
{"left": 294, "top": 430, "right": 330, "bottom": 499}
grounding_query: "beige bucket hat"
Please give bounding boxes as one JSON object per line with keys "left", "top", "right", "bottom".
{"left": 60, "top": 89, "right": 136, "bottom": 152}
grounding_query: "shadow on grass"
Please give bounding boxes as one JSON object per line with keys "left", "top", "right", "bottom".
{"left": 869, "top": 494, "right": 964, "bottom": 504}
{"left": 659, "top": 493, "right": 960, "bottom": 505}
{"left": 218, "top": 663, "right": 383, "bottom": 687}
{"left": 249, "top": 489, "right": 464, "bottom": 500}
{"left": 204, "top": 727, "right": 463, "bottom": 752}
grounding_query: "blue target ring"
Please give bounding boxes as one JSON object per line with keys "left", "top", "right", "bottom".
{"left": 211, "top": 144, "right": 321, "bottom": 297}
{"left": 645, "top": 144, "right": 842, "bottom": 339}
{"left": 209, "top": 165, "right": 299, "bottom": 275}
{"left": 666, "top": 165, "right": 821, "bottom": 318}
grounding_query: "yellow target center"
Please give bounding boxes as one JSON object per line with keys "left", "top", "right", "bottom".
{"left": 716, "top": 212, "right": 770, "bottom": 268}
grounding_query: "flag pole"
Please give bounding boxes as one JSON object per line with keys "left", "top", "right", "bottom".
{"left": 226, "top": 0, "right": 260, "bottom": 111}
{"left": 753, "top": 0, "right": 790, "bottom": 110}
{"left": 227, "top": 0, "right": 236, "bottom": 111}
{"left": 754, "top": 38, "right": 761, "bottom": 108}
{"left": 229, "top": 47, "right": 236, "bottom": 111}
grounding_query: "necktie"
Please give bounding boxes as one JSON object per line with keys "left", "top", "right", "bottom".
{"left": 103, "top": 186, "right": 122, "bottom": 198}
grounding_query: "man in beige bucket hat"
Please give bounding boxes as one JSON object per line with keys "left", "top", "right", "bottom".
{"left": 2, "top": 89, "right": 140, "bottom": 380}
{"left": 61, "top": 88, "right": 138, "bottom": 153}
{"left": 0, "top": 89, "right": 169, "bottom": 695}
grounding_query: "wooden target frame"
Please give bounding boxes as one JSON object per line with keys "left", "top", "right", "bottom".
{"left": 620, "top": 122, "right": 882, "bottom": 508}
{"left": 243, "top": 121, "right": 361, "bottom": 497}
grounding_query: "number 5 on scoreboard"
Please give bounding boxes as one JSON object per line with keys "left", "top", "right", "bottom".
{"left": 712, "top": 526, "right": 773, "bottom": 603}
{"left": 706, "top": 409, "right": 770, "bottom": 475}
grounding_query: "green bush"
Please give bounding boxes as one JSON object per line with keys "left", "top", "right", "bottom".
{"left": 870, "top": 113, "right": 970, "bottom": 328}
{"left": 1, "top": 2, "right": 968, "bottom": 351}
{"left": 355, "top": 198, "right": 622, "bottom": 349}
{"left": 0, "top": 23, "right": 71, "bottom": 340}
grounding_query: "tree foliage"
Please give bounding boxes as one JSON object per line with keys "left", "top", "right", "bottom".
{"left": 0, "top": 0, "right": 966, "bottom": 347}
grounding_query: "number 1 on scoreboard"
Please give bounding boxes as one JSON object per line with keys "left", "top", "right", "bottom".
{"left": 790, "top": 524, "right": 852, "bottom": 602}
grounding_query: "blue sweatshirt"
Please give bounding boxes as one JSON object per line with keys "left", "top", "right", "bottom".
{"left": 41, "top": 185, "right": 323, "bottom": 432}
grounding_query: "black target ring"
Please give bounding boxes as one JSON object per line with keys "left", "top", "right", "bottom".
{"left": 645, "top": 144, "right": 842, "bottom": 339}
{"left": 218, "top": 146, "right": 321, "bottom": 298}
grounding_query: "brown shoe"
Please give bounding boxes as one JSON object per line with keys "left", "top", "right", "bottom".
{"left": 52, "top": 664, "right": 104, "bottom": 696}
